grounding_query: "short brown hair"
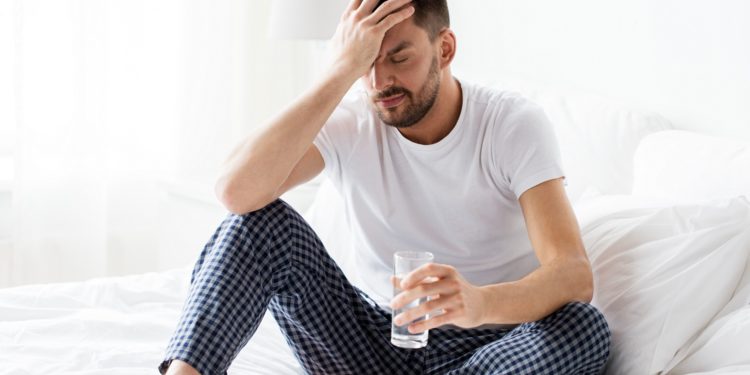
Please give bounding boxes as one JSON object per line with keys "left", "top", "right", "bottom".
{"left": 375, "top": 0, "right": 450, "bottom": 41}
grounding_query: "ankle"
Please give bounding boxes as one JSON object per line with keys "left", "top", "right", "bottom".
{"left": 164, "top": 359, "right": 201, "bottom": 375}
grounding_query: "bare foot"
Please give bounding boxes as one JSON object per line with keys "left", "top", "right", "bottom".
{"left": 164, "top": 359, "right": 201, "bottom": 375}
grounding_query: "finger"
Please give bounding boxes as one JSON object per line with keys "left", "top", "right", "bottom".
{"left": 400, "top": 263, "right": 455, "bottom": 289}
{"left": 373, "top": 5, "right": 415, "bottom": 33}
{"left": 390, "top": 277, "right": 459, "bottom": 310}
{"left": 366, "top": 0, "right": 412, "bottom": 23}
{"left": 356, "top": 0, "right": 382, "bottom": 16}
{"left": 344, "top": 0, "right": 362, "bottom": 14}
{"left": 409, "top": 309, "right": 460, "bottom": 333}
{"left": 393, "top": 293, "right": 459, "bottom": 326}
{"left": 390, "top": 275, "right": 401, "bottom": 289}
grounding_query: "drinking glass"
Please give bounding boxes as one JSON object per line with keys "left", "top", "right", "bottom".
{"left": 391, "top": 251, "right": 434, "bottom": 349}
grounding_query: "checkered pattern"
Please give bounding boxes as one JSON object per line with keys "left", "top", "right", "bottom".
{"left": 159, "top": 199, "right": 610, "bottom": 375}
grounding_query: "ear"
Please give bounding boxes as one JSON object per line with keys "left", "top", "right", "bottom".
{"left": 436, "top": 28, "right": 457, "bottom": 69}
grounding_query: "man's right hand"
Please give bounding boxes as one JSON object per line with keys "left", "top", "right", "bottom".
{"left": 330, "top": 0, "right": 415, "bottom": 79}
{"left": 218, "top": 1, "right": 415, "bottom": 214}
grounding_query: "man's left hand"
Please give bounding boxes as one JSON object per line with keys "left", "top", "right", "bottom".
{"left": 389, "top": 263, "right": 487, "bottom": 334}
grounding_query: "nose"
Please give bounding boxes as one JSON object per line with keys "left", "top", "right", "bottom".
{"left": 369, "top": 62, "right": 394, "bottom": 92}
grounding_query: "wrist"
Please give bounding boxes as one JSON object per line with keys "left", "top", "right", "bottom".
{"left": 478, "top": 285, "right": 494, "bottom": 326}
{"left": 324, "top": 59, "right": 362, "bottom": 85}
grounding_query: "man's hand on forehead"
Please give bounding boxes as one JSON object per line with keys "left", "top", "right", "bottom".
{"left": 328, "top": 0, "right": 415, "bottom": 79}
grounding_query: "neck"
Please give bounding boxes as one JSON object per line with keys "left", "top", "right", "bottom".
{"left": 397, "top": 73, "right": 462, "bottom": 145}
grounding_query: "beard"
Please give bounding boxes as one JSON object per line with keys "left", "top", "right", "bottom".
{"left": 372, "top": 56, "right": 441, "bottom": 128}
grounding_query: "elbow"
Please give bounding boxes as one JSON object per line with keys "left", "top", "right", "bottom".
{"left": 578, "top": 281, "right": 594, "bottom": 304}
{"left": 574, "top": 258, "right": 595, "bottom": 304}
{"left": 552, "top": 255, "right": 594, "bottom": 304}
{"left": 214, "top": 178, "right": 275, "bottom": 215}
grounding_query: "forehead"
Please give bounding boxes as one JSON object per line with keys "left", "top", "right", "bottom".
{"left": 380, "top": 17, "right": 431, "bottom": 52}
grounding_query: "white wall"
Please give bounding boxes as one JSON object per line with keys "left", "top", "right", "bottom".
{"left": 154, "top": 0, "right": 324, "bottom": 272}
{"left": 0, "top": 0, "right": 323, "bottom": 287}
{"left": 449, "top": 0, "right": 750, "bottom": 141}
{"left": 3, "top": 0, "right": 748, "bottom": 286}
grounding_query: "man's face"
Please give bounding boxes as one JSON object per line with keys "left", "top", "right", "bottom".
{"left": 361, "top": 18, "right": 441, "bottom": 128}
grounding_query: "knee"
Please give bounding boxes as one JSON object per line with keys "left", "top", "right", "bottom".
{"left": 559, "top": 302, "right": 606, "bottom": 323}
{"left": 540, "top": 302, "right": 611, "bottom": 344}
{"left": 200, "top": 198, "right": 294, "bottom": 261}
{"left": 231, "top": 198, "right": 289, "bottom": 218}
{"left": 560, "top": 302, "right": 609, "bottom": 329}
{"left": 561, "top": 302, "right": 611, "bottom": 350}
{"left": 546, "top": 302, "right": 612, "bottom": 367}
{"left": 222, "top": 198, "right": 319, "bottom": 252}
{"left": 224, "top": 198, "right": 293, "bottom": 231}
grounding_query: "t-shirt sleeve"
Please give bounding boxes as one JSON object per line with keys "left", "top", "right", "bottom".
{"left": 312, "top": 96, "right": 360, "bottom": 187}
{"left": 490, "top": 100, "right": 566, "bottom": 200}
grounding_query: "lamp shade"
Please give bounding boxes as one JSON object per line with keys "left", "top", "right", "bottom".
{"left": 269, "top": 0, "right": 349, "bottom": 40}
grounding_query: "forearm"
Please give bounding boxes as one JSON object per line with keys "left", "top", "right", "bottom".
{"left": 215, "top": 63, "right": 358, "bottom": 213}
{"left": 479, "top": 257, "right": 594, "bottom": 325}
{"left": 215, "top": 0, "right": 416, "bottom": 214}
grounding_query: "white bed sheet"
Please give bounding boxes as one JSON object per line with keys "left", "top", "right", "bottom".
{"left": 0, "top": 266, "right": 302, "bottom": 375}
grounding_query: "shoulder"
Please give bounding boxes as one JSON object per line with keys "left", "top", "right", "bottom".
{"left": 461, "top": 81, "right": 551, "bottom": 144}
{"left": 462, "top": 80, "right": 546, "bottom": 126}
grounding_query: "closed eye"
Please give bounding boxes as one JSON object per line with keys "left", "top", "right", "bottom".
{"left": 392, "top": 57, "right": 409, "bottom": 64}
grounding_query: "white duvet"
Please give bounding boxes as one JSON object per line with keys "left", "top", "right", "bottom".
{"left": 576, "top": 193, "right": 750, "bottom": 375}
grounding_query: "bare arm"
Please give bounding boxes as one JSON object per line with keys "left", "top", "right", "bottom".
{"left": 390, "top": 178, "right": 593, "bottom": 331}
{"left": 215, "top": 0, "right": 416, "bottom": 214}
{"left": 479, "top": 177, "right": 593, "bottom": 324}
{"left": 215, "top": 68, "right": 354, "bottom": 214}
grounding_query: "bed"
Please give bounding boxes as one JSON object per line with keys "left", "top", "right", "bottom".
{"left": 1, "top": 84, "right": 749, "bottom": 375}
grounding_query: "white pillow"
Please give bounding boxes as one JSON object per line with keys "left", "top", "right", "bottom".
{"left": 575, "top": 194, "right": 750, "bottom": 375}
{"left": 487, "top": 79, "right": 673, "bottom": 203}
{"left": 302, "top": 178, "right": 359, "bottom": 284}
{"left": 633, "top": 130, "right": 750, "bottom": 202}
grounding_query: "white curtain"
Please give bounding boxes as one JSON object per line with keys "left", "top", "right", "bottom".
{"left": 1, "top": 0, "right": 317, "bottom": 287}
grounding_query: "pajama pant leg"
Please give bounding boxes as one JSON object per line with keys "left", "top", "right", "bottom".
{"left": 424, "top": 302, "right": 611, "bottom": 375}
{"left": 158, "top": 199, "right": 422, "bottom": 375}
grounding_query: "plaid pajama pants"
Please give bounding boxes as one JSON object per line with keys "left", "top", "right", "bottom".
{"left": 159, "top": 199, "right": 611, "bottom": 375}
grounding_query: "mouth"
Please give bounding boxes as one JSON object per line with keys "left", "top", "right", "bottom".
{"left": 376, "top": 94, "right": 406, "bottom": 109}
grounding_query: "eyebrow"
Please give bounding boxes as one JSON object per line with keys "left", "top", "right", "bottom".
{"left": 385, "top": 41, "right": 414, "bottom": 57}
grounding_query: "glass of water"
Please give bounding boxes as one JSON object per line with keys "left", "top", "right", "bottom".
{"left": 391, "top": 251, "right": 434, "bottom": 349}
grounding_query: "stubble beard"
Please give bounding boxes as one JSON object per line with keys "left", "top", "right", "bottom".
{"left": 373, "top": 57, "right": 441, "bottom": 129}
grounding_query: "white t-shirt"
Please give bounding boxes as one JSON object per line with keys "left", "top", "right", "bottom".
{"left": 313, "top": 79, "right": 566, "bottom": 311}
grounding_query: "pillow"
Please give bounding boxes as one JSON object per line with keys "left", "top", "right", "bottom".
{"left": 633, "top": 130, "right": 750, "bottom": 202}
{"left": 302, "top": 178, "right": 359, "bottom": 284}
{"left": 574, "top": 193, "right": 750, "bottom": 375}
{"left": 487, "top": 78, "right": 673, "bottom": 203}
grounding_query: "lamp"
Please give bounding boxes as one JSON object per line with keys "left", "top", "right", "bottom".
{"left": 268, "top": 0, "right": 349, "bottom": 40}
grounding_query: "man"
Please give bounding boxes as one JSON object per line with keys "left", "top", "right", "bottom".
{"left": 160, "top": 0, "right": 611, "bottom": 374}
